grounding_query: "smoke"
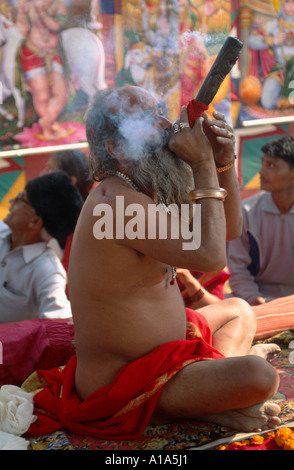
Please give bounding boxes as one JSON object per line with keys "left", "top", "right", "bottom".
{"left": 106, "top": 88, "right": 170, "bottom": 161}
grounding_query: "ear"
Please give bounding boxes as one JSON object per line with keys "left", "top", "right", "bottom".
{"left": 28, "top": 215, "right": 43, "bottom": 233}
{"left": 105, "top": 139, "right": 119, "bottom": 159}
{"left": 105, "top": 139, "right": 130, "bottom": 167}
{"left": 70, "top": 175, "right": 77, "bottom": 186}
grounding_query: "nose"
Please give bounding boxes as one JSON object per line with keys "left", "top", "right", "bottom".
{"left": 159, "top": 115, "right": 172, "bottom": 130}
{"left": 259, "top": 160, "right": 266, "bottom": 176}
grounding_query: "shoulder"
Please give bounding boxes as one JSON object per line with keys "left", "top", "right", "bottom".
{"left": 0, "top": 221, "right": 11, "bottom": 238}
{"left": 86, "top": 178, "right": 154, "bottom": 212}
{"left": 242, "top": 191, "right": 267, "bottom": 212}
{"left": 30, "top": 245, "right": 66, "bottom": 279}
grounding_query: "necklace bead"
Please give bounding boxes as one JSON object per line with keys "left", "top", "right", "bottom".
{"left": 114, "top": 172, "right": 140, "bottom": 192}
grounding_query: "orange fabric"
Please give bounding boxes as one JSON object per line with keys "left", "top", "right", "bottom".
{"left": 253, "top": 295, "right": 294, "bottom": 340}
{"left": 25, "top": 309, "right": 224, "bottom": 440}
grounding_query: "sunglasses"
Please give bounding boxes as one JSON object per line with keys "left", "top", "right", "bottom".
{"left": 13, "top": 191, "right": 34, "bottom": 209}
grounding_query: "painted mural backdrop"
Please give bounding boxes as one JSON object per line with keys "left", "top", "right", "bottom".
{"left": 230, "top": 0, "right": 292, "bottom": 191}
{"left": 232, "top": 0, "right": 294, "bottom": 125}
{"left": 116, "top": 0, "right": 231, "bottom": 122}
{"left": 0, "top": 0, "right": 233, "bottom": 217}
{"left": 0, "top": 0, "right": 105, "bottom": 150}
{"left": 237, "top": 0, "right": 294, "bottom": 123}
{"left": 0, "top": 0, "right": 293, "bottom": 217}
{"left": 0, "top": 0, "right": 232, "bottom": 151}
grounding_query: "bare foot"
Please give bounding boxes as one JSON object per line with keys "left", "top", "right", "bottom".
{"left": 39, "top": 119, "right": 68, "bottom": 140}
{"left": 201, "top": 402, "right": 281, "bottom": 432}
{"left": 249, "top": 343, "right": 281, "bottom": 360}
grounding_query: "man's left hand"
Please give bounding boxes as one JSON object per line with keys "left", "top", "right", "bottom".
{"left": 202, "top": 111, "right": 235, "bottom": 167}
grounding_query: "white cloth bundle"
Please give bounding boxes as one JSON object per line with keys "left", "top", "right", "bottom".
{"left": 0, "top": 385, "right": 36, "bottom": 450}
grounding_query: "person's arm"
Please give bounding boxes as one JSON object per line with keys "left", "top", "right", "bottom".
{"left": 176, "top": 268, "right": 220, "bottom": 309}
{"left": 116, "top": 108, "right": 228, "bottom": 272}
{"left": 227, "top": 227, "right": 263, "bottom": 305}
{"left": 33, "top": 261, "right": 72, "bottom": 319}
{"left": 203, "top": 111, "right": 242, "bottom": 241}
{"left": 35, "top": 0, "right": 68, "bottom": 32}
{"left": 15, "top": 1, "right": 30, "bottom": 36}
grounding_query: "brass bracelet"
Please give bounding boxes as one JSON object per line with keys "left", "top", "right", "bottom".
{"left": 189, "top": 187, "right": 228, "bottom": 202}
{"left": 216, "top": 157, "right": 236, "bottom": 173}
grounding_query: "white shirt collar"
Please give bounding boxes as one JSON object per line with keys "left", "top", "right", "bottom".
{"left": 0, "top": 220, "right": 47, "bottom": 263}
{"left": 262, "top": 191, "right": 294, "bottom": 214}
{"left": 21, "top": 242, "right": 48, "bottom": 263}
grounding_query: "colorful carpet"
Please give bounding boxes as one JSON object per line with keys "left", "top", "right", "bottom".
{"left": 27, "top": 330, "right": 294, "bottom": 451}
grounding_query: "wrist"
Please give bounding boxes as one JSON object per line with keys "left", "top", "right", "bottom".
{"left": 215, "top": 156, "right": 236, "bottom": 173}
{"left": 190, "top": 156, "right": 217, "bottom": 174}
{"left": 185, "top": 286, "right": 206, "bottom": 303}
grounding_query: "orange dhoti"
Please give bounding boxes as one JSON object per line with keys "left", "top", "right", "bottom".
{"left": 24, "top": 309, "right": 224, "bottom": 440}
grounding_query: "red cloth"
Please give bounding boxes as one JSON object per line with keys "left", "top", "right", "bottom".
{"left": 0, "top": 319, "right": 75, "bottom": 386}
{"left": 187, "top": 100, "right": 208, "bottom": 127}
{"left": 25, "top": 309, "right": 224, "bottom": 440}
{"left": 177, "top": 267, "right": 230, "bottom": 301}
{"left": 19, "top": 43, "right": 64, "bottom": 72}
{"left": 62, "top": 233, "right": 73, "bottom": 273}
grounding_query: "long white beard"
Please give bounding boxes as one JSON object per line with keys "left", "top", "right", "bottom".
{"left": 129, "top": 146, "right": 194, "bottom": 208}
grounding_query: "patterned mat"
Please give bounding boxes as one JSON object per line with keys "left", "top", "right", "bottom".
{"left": 27, "top": 331, "right": 294, "bottom": 451}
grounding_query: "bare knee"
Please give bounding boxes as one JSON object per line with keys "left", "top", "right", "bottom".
{"left": 226, "top": 297, "right": 254, "bottom": 317}
{"left": 225, "top": 297, "right": 256, "bottom": 329}
{"left": 242, "top": 355, "right": 279, "bottom": 401}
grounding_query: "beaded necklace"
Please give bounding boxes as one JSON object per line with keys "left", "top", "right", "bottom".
{"left": 114, "top": 171, "right": 140, "bottom": 192}
{"left": 113, "top": 171, "right": 177, "bottom": 285}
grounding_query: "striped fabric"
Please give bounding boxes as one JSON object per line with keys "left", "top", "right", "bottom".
{"left": 253, "top": 295, "right": 294, "bottom": 340}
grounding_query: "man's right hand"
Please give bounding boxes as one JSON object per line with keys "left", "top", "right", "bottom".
{"left": 168, "top": 106, "right": 214, "bottom": 169}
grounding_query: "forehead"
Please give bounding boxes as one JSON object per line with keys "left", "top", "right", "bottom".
{"left": 108, "top": 87, "right": 158, "bottom": 114}
{"left": 262, "top": 153, "right": 290, "bottom": 168}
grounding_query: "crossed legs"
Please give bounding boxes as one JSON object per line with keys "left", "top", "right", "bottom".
{"left": 151, "top": 298, "right": 281, "bottom": 432}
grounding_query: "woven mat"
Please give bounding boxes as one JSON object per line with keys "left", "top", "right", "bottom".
{"left": 27, "top": 331, "right": 294, "bottom": 451}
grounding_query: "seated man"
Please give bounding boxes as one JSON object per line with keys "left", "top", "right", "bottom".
{"left": 227, "top": 136, "right": 294, "bottom": 305}
{"left": 0, "top": 171, "right": 83, "bottom": 323}
{"left": 26, "top": 87, "right": 281, "bottom": 439}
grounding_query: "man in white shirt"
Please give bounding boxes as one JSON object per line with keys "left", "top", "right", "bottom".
{"left": 0, "top": 171, "right": 83, "bottom": 322}
{"left": 227, "top": 136, "right": 294, "bottom": 305}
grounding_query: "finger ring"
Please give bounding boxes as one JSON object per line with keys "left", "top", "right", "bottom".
{"left": 173, "top": 123, "right": 181, "bottom": 134}
{"left": 179, "top": 122, "right": 190, "bottom": 130}
{"left": 227, "top": 131, "right": 233, "bottom": 138}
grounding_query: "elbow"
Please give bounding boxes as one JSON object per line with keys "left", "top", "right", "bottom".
{"left": 189, "top": 247, "right": 227, "bottom": 272}
{"left": 226, "top": 226, "right": 242, "bottom": 241}
{"left": 206, "top": 244, "right": 227, "bottom": 271}
{"left": 205, "top": 256, "right": 227, "bottom": 272}
{"left": 226, "top": 215, "right": 243, "bottom": 241}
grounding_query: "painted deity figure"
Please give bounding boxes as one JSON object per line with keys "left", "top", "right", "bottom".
{"left": 248, "top": 0, "right": 294, "bottom": 109}
{"left": 16, "top": 0, "right": 70, "bottom": 139}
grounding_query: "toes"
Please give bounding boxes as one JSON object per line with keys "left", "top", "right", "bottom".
{"left": 264, "top": 403, "right": 281, "bottom": 416}
{"left": 268, "top": 416, "right": 281, "bottom": 427}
